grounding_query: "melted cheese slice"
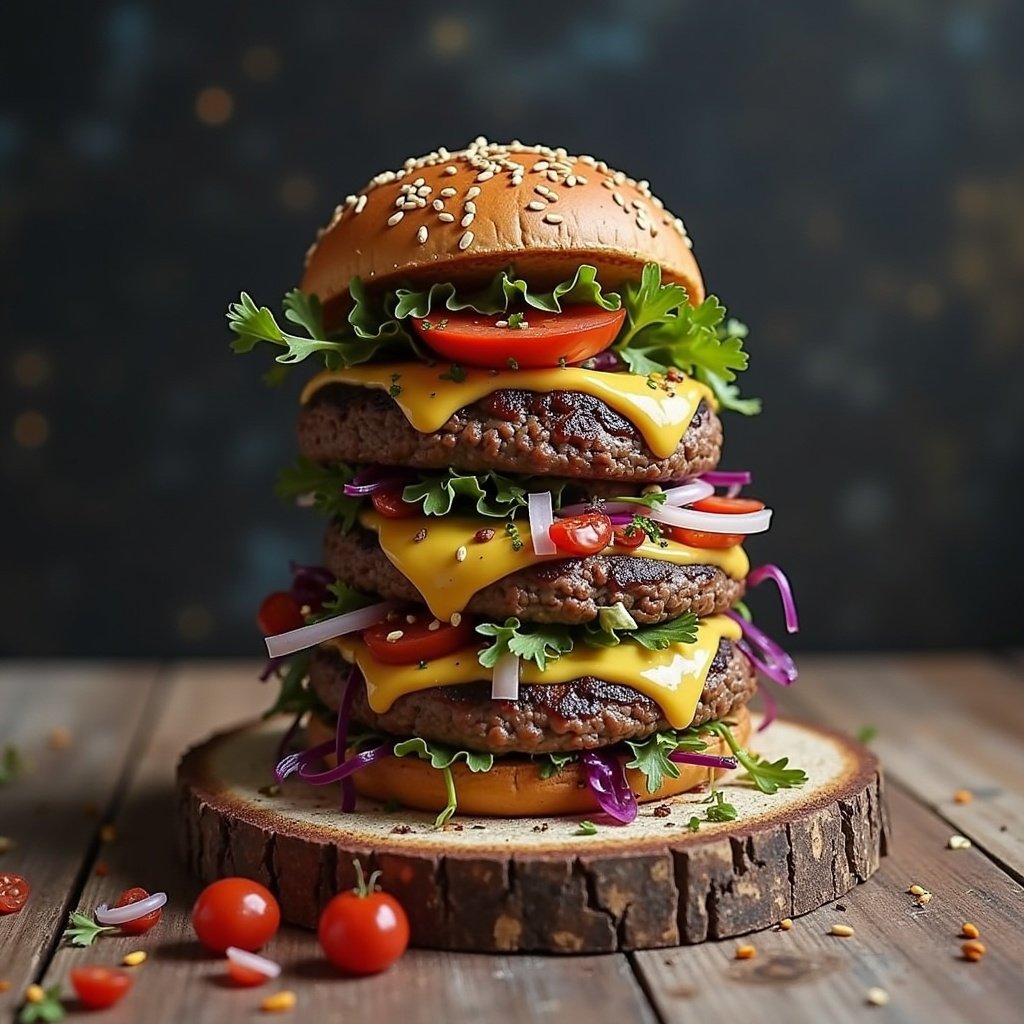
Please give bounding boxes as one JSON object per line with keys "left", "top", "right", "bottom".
{"left": 325, "top": 613, "right": 741, "bottom": 729}
{"left": 362, "top": 509, "right": 749, "bottom": 623}
{"left": 301, "top": 363, "right": 714, "bottom": 460}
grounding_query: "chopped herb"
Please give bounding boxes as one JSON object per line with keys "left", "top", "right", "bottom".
{"left": 687, "top": 816, "right": 702, "bottom": 832}
{"left": 625, "top": 733, "right": 682, "bottom": 794}
{"left": 558, "top": 356, "right": 567, "bottom": 368}
{"left": 18, "top": 984, "right": 64, "bottom": 1023}
{"left": 392, "top": 737, "right": 493, "bottom": 828}
{"left": 420, "top": 320, "right": 433, "bottom": 331}
{"left": 538, "top": 751, "right": 577, "bottom": 780}
{"left": 506, "top": 356, "right": 520, "bottom": 370}
{"left": 440, "top": 363, "right": 467, "bottom": 382}
{"left": 388, "top": 372, "right": 402, "bottom": 397}
{"left": 703, "top": 790, "right": 739, "bottom": 822}
{"left": 856, "top": 725, "right": 878, "bottom": 745}
{"left": 418, "top": 660, "right": 428, "bottom": 670}
{"left": 507, "top": 311, "right": 527, "bottom": 330}
{"left": 64, "top": 910, "right": 117, "bottom": 948}
{"left": 505, "top": 521, "right": 524, "bottom": 551}
{"left": 704, "top": 722, "right": 808, "bottom": 794}
{"left": 576, "top": 820, "right": 598, "bottom": 836}
{"left": 437, "top": 318, "right": 449, "bottom": 330}
{"left": 476, "top": 618, "right": 573, "bottom": 671}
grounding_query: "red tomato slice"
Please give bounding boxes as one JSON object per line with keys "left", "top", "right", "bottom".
{"left": 690, "top": 496, "right": 766, "bottom": 515}
{"left": 370, "top": 485, "right": 418, "bottom": 519}
{"left": 411, "top": 305, "right": 627, "bottom": 369}
{"left": 664, "top": 526, "right": 745, "bottom": 549}
{"left": 257, "top": 592, "right": 304, "bottom": 635}
{"left": 227, "top": 959, "right": 272, "bottom": 987}
{"left": 548, "top": 513, "right": 613, "bottom": 556}
{"left": 612, "top": 524, "right": 646, "bottom": 550}
{"left": 112, "top": 886, "right": 162, "bottom": 935}
{"left": 0, "top": 873, "right": 30, "bottom": 913}
{"left": 363, "top": 611, "right": 475, "bottom": 665}
{"left": 70, "top": 966, "right": 133, "bottom": 1010}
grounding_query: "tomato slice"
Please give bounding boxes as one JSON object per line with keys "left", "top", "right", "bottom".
{"left": 363, "top": 610, "right": 475, "bottom": 665}
{"left": 112, "top": 886, "right": 162, "bottom": 935}
{"left": 664, "top": 526, "right": 745, "bottom": 549}
{"left": 70, "top": 966, "right": 133, "bottom": 1010}
{"left": 612, "top": 524, "right": 646, "bottom": 550}
{"left": 227, "top": 959, "right": 272, "bottom": 987}
{"left": 370, "top": 485, "right": 418, "bottom": 519}
{"left": 0, "top": 873, "right": 30, "bottom": 913}
{"left": 690, "top": 496, "right": 766, "bottom": 515}
{"left": 257, "top": 592, "right": 304, "bottom": 635}
{"left": 548, "top": 512, "right": 613, "bottom": 555}
{"left": 411, "top": 305, "right": 627, "bottom": 369}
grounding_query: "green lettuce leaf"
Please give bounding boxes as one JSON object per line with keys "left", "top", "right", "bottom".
{"left": 476, "top": 618, "right": 574, "bottom": 670}
{"left": 402, "top": 470, "right": 530, "bottom": 518}
{"left": 275, "top": 459, "right": 362, "bottom": 532}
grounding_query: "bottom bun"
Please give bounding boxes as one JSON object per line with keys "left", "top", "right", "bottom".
{"left": 306, "top": 704, "right": 752, "bottom": 818}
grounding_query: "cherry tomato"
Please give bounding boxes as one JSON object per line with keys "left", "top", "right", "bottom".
{"left": 612, "top": 524, "right": 647, "bottom": 550}
{"left": 370, "top": 485, "right": 418, "bottom": 519}
{"left": 548, "top": 512, "right": 613, "bottom": 555}
{"left": 0, "top": 873, "right": 29, "bottom": 913}
{"left": 191, "top": 878, "right": 281, "bottom": 953}
{"left": 226, "top": 958, "right": 272, "bottom": 987}
{"left": 664, "top": 526, "right": 745, "bottom": 549}
{"left": 111, "top": 886, "right": 162, "bottom": 935}
{"left": 411, "top": 305, "right": 627, "bottom": 369}
{"left": 70, "top": 966, "right": 132, "bottom": 1009}
{"left": 690, "top": 496, "right": 766, "bottom": 515}
{"left": 363, "top": 610, "right": 475, "bottom": 665}
{"left": 318, "top": 869, "right": 410, "bottom": 975}
{"left": 257, "top": 592, "right": 304, "bottom": 635}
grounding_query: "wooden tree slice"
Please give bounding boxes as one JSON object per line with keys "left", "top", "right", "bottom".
{"left": 177, "top": 717, "right": 887, "bottom": 953}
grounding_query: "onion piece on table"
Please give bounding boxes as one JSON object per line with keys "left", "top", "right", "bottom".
{"left": 226, "top": 947, "right": 282, "bottom": 979}
{"left": 95, "top": 892, "right": 168, "bottom": 926}
{"left": 527, "top": 492, "right": 558, "bottom": 555}
{"left": 265, "top": 602, "right": 397, "bottom": 659}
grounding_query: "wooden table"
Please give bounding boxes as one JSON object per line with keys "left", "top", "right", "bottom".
{"left": 1, "top": 657, "right": 1022, "bottom": 1023}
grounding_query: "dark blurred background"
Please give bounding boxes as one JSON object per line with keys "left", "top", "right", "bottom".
{"left": 2, "top": 0, "right": 1021, "bottom": 657}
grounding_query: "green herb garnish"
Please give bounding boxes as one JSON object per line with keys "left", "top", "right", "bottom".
{"left": 704, "top": 722, "right": 808, "bottom": 794}
{"left": 18, "top": 984, "right": 65, "bottom": 1023}
{"left": 576, "top": 820, "right": 598, "bottom": 836}
{"left": 63, "top": 911, "right": 117, "bottom": 948}
{"left": 0, "top": 745, "right": 22, "bottom": 786}
{"left": 393, "top": 738, "right": 493, "bottom": 828}
{"left": 476, "top": 618, "right": 573, "bottom": 671}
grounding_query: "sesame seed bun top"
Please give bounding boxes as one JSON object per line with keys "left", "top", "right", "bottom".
{"left": 301, "top": 137, "right": 704, "bottom": 315}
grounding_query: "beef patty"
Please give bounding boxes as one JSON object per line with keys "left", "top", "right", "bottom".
{"left": 324, "top": 522, "right": 745, "bottom": 625}
{"left": 298, "top": 384, "right": 722, "bottom": 481}
{"left": 309, "top": 640, "right": 756, "bottom": 754}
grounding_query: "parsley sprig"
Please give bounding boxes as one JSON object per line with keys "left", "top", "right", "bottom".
{"left": 393, "top": 738, "right": 493, "bottom": 827}
{"left": 63, "top": 910, "right": 117, "bottom": 947}
{"left": 704, "top": 722, "right": 808, "bottom": 793}
{"left": 18, "top": 985, "right": 64, "bottom": 1023}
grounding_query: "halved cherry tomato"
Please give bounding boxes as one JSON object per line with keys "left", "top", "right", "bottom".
{"left": 664, "top": 526, "right": 745, "bottom": 549}
{"left": 370, "top": 485, "right": 418, "bottom": 519}
{"left": 411, "top": 305, "right": 627, "bottom": 369}
{"left": 257, "top": 592, "right": 304, "bottom": 635}
{"left": 612, "top": 524, "right": 647, "bottom": 550}
{"left": 0, "top": 873, "right": 30, "bottom": 914}
{"left": 690, "top": 496, "right": 766, "bottom": 515}
{"left": 70, "top": 966, "right": 133, "bottom": 1009}
{"left": 111, "top": 886, "right": 162, "bottom": 935}
{"left": 548, "top": 512, "right": 613, "bottom": 555}
{"left": 191, "top": 878, "right": 281, "bottom": 953}
{"left": 226, "top": 958, "right": 272, "bottom": 987}
{"left": 363, "top": 610, "right": 475, "bottom": 665}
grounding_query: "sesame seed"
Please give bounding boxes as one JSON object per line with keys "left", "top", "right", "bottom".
{"left": 602, "top": 178, "right": 615, "bottom": 189}
{"left": 566, "top": 175, "right": 577, "bottom": 186}
{"left": 406, "top": 615, "right": 417, "bottom": 624}
{"left": 438, "top": 212, "right": 455, "bottom": 223}
{"left": 387, "top": 211, "right": 404, "bottom": 226}
{"left": 417, "top": 225, "right": 428, "bottom": 244}
{"left": 465, "top": 200, "right": 476, "bottom": 213}
{"left": 432, "top": 199, "right": 445, "bottom": 211}
{"left": 613, "top": 170, "right": 626, "bottom": 184}
{"left": 445, "top": 165, "right": 458, "bottom": 175}
{"left": 459, "top": 230, "right": 474, "bottom": 250}
{"left": 427, "top": 619, "right": 441, "bottom": 631}
{"left": 778, "top": 918, "right": 793, "bottom": 930}
{"left": 495, "top": 320, "right": 509, "bottom": 328}
{"left": 546, "top": 169, "right": 558, "bottom": 182}
{"left": 466, "top": 186, "right": 481, "bottom": 199}
{"left": 440, "top": 187, "right": 457, "bottom": 197}
{"left": 534, "top": 185, "right": 549, "bottom": 197}
{"left": 948, "top": 834, "right": 972, "bottom": 849}
{"left": 450, "top": 612, "right": 463, "bottom": 626}
{"left": 354, "top": 194, "right": 367, "bottom": 213}
{"left": 612, "top": 192, "right": 625, "bottom": 206}
{"left": 476, "top": 170, "right": 494, "bottom": 181}
{"left": 461, "top": 213, "right": 474, "bottom": 227}
{"left": 416, "top": 185, "right": 432, "bottom": 197}
{"left": 456, "top": 545, "right": 468, "bottom": 562}
{"left": 543, "top": 213, "right": 564, "bottom": 225}
{"left": 511, "top": 174, "right": 523, "bottom": 185}
{"left": 576, "top": 175, "right": 588, "bottom": 184}
{"left": 866, "top": 989, "right": 890, "bottom": 1007}
{"left": 527, "top": 200, "right": 545, "bottom": 211}
{"left": 386, "top": 630, "right": 404, "bottom": 642}
{"left": 394, "top": 195, "right": 406, "bottom": 208}
{"left": 735, "top": 945, "right": 756, "bottom": 960}
{"left": 413, "top": 177, "right": 425, "bottom": 186}
{"left": 830, "top": 924, "right": 855, "bottom": 937}
{"left": 532, "top": 160, "right": 549, "bottom": 171}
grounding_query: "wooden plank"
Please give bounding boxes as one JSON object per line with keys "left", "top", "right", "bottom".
{"left": 0, "top": 663, "right": 157, "bottom": 1004}
{"left": 38, "top": 663, "right": 660, "bottom": 1023}
{"left": 634, "top": 783, "right": 1024, "bottom": 1024}
{"left": 774, "top": 654, "right": 1024, "bottom": 880}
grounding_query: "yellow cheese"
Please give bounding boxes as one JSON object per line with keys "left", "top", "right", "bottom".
{"left": 325, "top": 613, "right": 741, "bottom": 730}
{"left": 301, "top": 362, "right": 714, "bottom": 460}
{"left": 362, "top": 509, "right": 748, "bottom": 623}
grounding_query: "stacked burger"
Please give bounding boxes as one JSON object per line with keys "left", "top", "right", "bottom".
{"left": 230, "top": 139, "right": 804, "bottom": 827}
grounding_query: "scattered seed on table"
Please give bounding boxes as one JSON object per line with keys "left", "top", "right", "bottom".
{"left": 48, "top": 727, "right": 72, "bottom": 750}
{"left": 909, "top": 884, "right": 927, "bottom": 895}
{"left": 778, "top": 918, "right": 793, "bottom": 931}
{"left": 122, "top": 951, "right": 147, "bottom": 967}
{"left": 948, "top": 834, "right": 972, "bottom": 849}
{"left": 0, "top": 981, "right": 11, "bottom": 993}
{"left": 953, "top": 789, "right": 973, "bottom": 804}
{"left": 261, "top": 991, "right": 297, "bottom": 1012}
{"left": 99, "top": 824, "right": 117, "bottom": 843}
{"left": 831, "top": 924, "right": 855, "bottom": 937}
{"left": 961, "top": 922, "right": 980, "bottom": 939}
{"left": 735, "top": 945, "right": 756, "bottom": 960}
{"left": 866, "top": 988, "right": 890, "bottom": 1007}
{"left": 962, "top": 940, "right": 986, "bottom": 962}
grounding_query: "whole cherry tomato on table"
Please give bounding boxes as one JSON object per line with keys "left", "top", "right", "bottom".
{"left": 0, "top": 873, "right": 30, "bottom": 913}
{"left": 191, "top": 877, "right": 281, "bottom": 953}
{"left": 70, "top": 966, "right": 133, "bottom": 1009}
{"left": 318, "top": 862, "right": 410, "bottom": 975}
{"left": 111, "top": 886, "right": 162, "bottom": 935}
{"left": 548, "top": 512, "right": 613, "bottom": 555}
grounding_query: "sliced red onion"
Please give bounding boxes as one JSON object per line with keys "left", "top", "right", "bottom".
{"left": 491, "top": 653, "right": 520, "bottom": 700}
{"left": 668, "top": 750, "right": 738, "bottom": 770}
{"left": 275, "top": 740, "right": 333, "bottom": 782}
{"left": 584, "top": 350, "right": 620, "bottom": 371}
{"left": 747, "top": 564, "right": 800, "bottom": 633}
{"left": 557, "top": 501, "right": 640, "bottom": 518}
{"left": 700, "top": 470, "right": 752, "bottom": 488}
{"left": 226, "top": 947, "right": 281, "bottom": 979}
{"left": 296, "top": 742, "right": 392, "bottom": 786}
{"left": 651, "top": 504, "right": 772, "bottom": 534}
{"left": 342, "top": 476, "right": 411, "bottom": 497}
{"left": 95, "top": 892, "right": 168, "bottom": 926}
{"left": 757, "top": 686, "right": 778, "bottom": 732}
{"left": 264, "top": 601, "right": 397, "bottom": 658}
{"left": 528, "top": 492, "right": 558, "bottom": 555}
{"left": 661, "top": 479, "right": 714, "bottom": 507}
{"left": 258, "top": 656, "right": 284, "bottom": 682}
{"left": 728, "top": 611, "right": 798, "bottom": 686}
{"left": 579, "top": 750, "right": 638, "bottom": 824}
{"left": 606, "top": 513, "right": 635, "bottom": 526}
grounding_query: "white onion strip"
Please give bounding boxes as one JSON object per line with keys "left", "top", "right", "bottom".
{"left": 265, "top": 602, "right": 398, "bottom": 658}
{"left": 651, "top": 505, "right": 773, "bottom": 534}
{"left": 527, "top": 492, "right": 558, "bottom": 555}
{"left": 661, "top": 479, "right": 715, "bottom": 507}
{"left": 226, "top": 947, "right": 281, "bottom": 979}
{"left": 491, "top": 653, "right": 521, "bottom": 701}
{"left": 95, "top": 891, "right": 168, "bottom": 926}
